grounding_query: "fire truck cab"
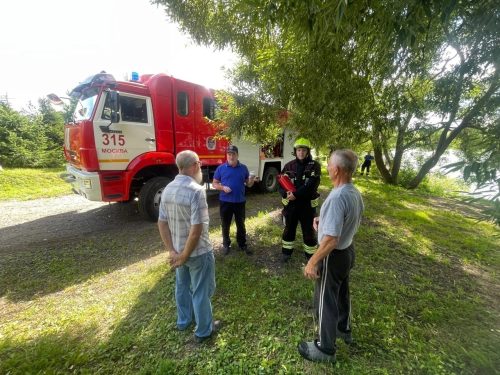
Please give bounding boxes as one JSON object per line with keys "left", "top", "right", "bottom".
{"left": 62, "top": 72, "right": 295, "bottom": 221}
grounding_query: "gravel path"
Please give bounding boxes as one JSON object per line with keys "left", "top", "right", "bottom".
{"left": 0, "top": 192, "right": 226, "bottom": 252}
{"left": 0, "top": 195, "right": 152, "bottom": 252}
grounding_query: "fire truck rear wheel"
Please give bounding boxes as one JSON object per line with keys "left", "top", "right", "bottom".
{"left": 259, "top": 167, "right": 279, "bottom": 193}
{"left": 138, "top": 176, "right": 172, "bottom": 221}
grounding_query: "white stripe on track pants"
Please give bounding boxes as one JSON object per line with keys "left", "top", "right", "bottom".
{"left": 314, "top": 244, "right": 355, "bottom": 354}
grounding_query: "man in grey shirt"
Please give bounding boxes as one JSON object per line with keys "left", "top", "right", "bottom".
{"left": 298, "top": 149, "right": 364, "bottom": 363}
{"left": 158, "top": 150, "right": 219, "bottom": 344}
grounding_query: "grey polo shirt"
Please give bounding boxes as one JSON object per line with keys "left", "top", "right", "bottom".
{"left": 158, "top": 174, "right": 212, "bottom": 257}
{"left": 318, "top": 183, "right": 364, "bottom": 250}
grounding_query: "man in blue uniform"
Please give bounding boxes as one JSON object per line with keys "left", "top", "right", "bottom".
{"left": 213, "top": 145, "right": 258, "bottom": 255}
{"left": 360, "top": 151, "right": 375, "bottom": 176}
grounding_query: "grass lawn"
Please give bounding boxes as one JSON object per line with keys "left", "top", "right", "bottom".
{"left": 0, "top": 170, "right": 498, "bottom": 374}
{"left": 0, "top": 168, "right": 72, "bottom": 200}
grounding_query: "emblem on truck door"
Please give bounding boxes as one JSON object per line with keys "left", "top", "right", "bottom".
{"left": 206, "top": 137, "right": 216, "bottom": 150}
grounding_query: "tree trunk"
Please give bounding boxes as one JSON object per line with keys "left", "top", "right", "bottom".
{"left": 407, "top": 154, "right": 441, "bottom": 189}
{"left": 391, "top": 146, "right": 404, "bottom": 185}
{"left": 390, "top": 116, "right": 411, "bottom": 185}
{"left": 372, "top": 123, "right": 395, "bottom": 183}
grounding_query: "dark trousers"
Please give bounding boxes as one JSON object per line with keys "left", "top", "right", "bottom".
{"left": 314, "top": 244, "right": 355, "bottom": 354}
{"left": 220, "top": 201, "right": 246, "bottom": 249}
{"left": 282, "top": 202, "right": 317, "bottom": 258}
{"left": 361, "top": 161, "right": 371, "bottom": 174}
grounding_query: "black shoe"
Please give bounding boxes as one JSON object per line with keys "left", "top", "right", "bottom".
{"left": 194, "top": 320, "right": 221, "bottom": 344}
{"left": 222, "top": 246, "right": 231, "bottom": 256}
{"left": 281, "top": 253, "right": 291, "bottom": 264}
{"left": 297, "top": 340, "right": 336, "bottom": 363}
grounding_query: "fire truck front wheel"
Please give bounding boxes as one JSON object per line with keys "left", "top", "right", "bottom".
{"left": 138, "top": 176, "right": 172, "bottom": 221}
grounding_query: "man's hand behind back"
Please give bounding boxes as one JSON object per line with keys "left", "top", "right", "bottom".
{"left": 168, "top": 250, "right": 187, "bottom": 269}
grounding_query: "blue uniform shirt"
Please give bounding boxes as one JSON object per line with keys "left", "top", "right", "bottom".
{"left": 214, "top": 162, "right": 249, "bottom": 203}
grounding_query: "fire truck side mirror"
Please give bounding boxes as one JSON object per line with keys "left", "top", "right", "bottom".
{"left": 110, "top": 112, "right": 120, "bottom": 123}
{"left": 109, "top": 91, "right": 120, "bottom": 123}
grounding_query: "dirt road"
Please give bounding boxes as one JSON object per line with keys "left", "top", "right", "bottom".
{"left": 0, "top": 191, "right": 273, "bottom": 252}
{"left": 1, "top": 195, "right": 146, "bottom": 252}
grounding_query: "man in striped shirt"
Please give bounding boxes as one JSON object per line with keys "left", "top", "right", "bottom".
{"left": 158, "top": 150, "right": 219, "bottom": 344}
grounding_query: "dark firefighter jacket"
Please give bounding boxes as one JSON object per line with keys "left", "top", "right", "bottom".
{"left": 278, "top": 155, "right": 321, "bottom": 207}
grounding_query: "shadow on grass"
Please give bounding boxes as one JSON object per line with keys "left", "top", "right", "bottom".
{"left": 0, "top": 270, "right": 181, "bottom": 375}
{"left": 0, "top": 194, "right": 223, "bottom": 303}
{"left": 89, "top": 206, "right": 498, "bottom": 374}
{"left": 0, "top": 203, "right": 158, "bottom": 302}
{"left": 353, "top": 221, "right": 499, "bottom": 373}
{"left": 0, "top": 324, "right": 102, "bottom": 374}
{"left": 76, "top": 251, "right": 318, "bottom": 374}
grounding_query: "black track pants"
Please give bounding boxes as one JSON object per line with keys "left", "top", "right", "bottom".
{"left": 314, "top": 244, "right": 355, "bottom": 354}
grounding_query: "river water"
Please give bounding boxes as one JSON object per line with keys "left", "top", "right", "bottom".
{"left": 400, "top": 149, "right": 498, "bottom": 200}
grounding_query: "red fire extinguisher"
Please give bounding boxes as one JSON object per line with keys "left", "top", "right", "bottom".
{"left": 277, "top": 174, "right": 296, "bottom": 192}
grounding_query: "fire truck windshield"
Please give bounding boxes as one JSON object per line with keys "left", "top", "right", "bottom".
{"left": 73, "top": 87, "right": 99, "bottom": 122}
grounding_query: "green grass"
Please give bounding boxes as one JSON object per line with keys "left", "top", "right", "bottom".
{"left": 0, "top": 170, "right": 499, "bottom": 374}
{"left": 0, "top": 168, "right": 72, "bottom": 200}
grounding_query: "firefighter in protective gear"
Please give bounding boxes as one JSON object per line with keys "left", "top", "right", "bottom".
{"left": 279, "top": 137, "right": 321, "bottom": 262}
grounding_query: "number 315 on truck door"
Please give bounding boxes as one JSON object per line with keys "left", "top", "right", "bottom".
{"left": 102, "top": 134, "right": 126, "bottom": 146}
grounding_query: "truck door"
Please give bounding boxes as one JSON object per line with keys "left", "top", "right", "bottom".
{"left": 194, "top": 86, "right": 227, "bottom": 164}
{"left": 172, "top": 80, "right": 195, "bottom": 153}
{"left": 94, "top": 92, "right": 155, "bottom": 171}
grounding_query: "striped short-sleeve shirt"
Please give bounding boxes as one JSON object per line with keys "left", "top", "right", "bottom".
{"left": 158, "top": 174, "right": 212, "bottom": 257}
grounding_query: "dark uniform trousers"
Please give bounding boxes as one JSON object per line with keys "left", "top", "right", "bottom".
{"left": 313, "top": 244, "right": 355, "bottom": 354}
{"left": 220, "top": 201, "right": 246, "bottom": 249}
{"left": 361, "top": 160, "right": 372, "bottom": 174}
{"left": 282, "top": 201, "right": 317, "bottom": 258}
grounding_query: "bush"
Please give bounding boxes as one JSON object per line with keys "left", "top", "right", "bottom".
{"left": 398, "top": 167, "right": 468, "bottom": 198}
{"left": 0, "top": 102, "right": 65, "bottom": 168}
{"left": 397, "top": 166, "right": 423, "bottom": 188}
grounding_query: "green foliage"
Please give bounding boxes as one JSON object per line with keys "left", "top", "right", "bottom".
{"left": 413, "top": 172, "right": 468, "bottom": 198}
{"left": 397, "top": 166, "right": 425, "bottom": 189}
{"left": 154, "top": 0, "right": 499, "bottom": 191}
{"left": 213, "top": 89, "right": 285, "bottom": 144}
{"left": 451, "top": 122, "right": 499, "bottom": 190}
{"left": 0, "top": 100, "right": 65, "bottom": 168}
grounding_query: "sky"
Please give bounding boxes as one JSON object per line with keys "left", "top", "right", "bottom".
{"left": 0, "top": 0, "right": 237, "bottom": 110}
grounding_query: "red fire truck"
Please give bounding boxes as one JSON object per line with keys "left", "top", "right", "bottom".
{"left": 61, "top": 72, "right": 295, "bottom": 221}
